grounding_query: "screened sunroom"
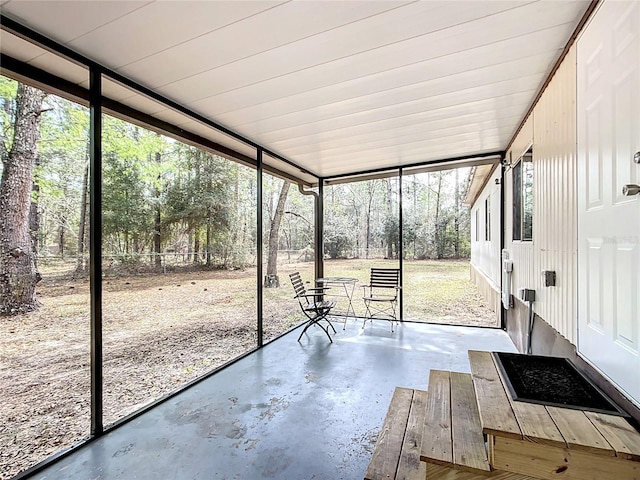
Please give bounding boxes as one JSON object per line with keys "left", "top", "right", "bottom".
{"left": 1, "top": 2, "right": 639, "bottom": 479}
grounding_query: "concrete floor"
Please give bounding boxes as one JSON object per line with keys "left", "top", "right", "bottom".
{"left": 33, "top": 319, "right": 517, "bottom": 480}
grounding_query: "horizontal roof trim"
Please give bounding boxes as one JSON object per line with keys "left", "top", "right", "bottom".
{"left": 323, "top": 151, "right": 503, "bottom": 184}
{"left": 463, "top": 163, "right": 500, "bottom": 206}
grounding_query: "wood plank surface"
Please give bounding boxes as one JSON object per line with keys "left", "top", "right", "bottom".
{"left": 397, "top": 389, "right": 428, "bottom": 480}
{"left": 585, "top": 412, "right": 640, "bottom": 462}
{"left": 364, "top": 387, "right": 413, "bottom": 480}
{"left": 491, "top": 435, "right": 640, "bottom": 480}
{"left": 546, "top": 406, "right": 614, "bottom": 456}
{"left": 489, "top": 353, "right": 565, "bottom": 448}
{"left": 468, "top": 350, "right": 521, "bottom": 439}
{"left": 509, "top": 398, "right": 566, "bottom": 448}
{"left": 450, "top": 372, "right": 491, "bottom": 473}
{"left": 427, "top": 463, "right": 539, "bottom": 480}
{"left": 421, "top": 370, "right": 453, "bottom": 466}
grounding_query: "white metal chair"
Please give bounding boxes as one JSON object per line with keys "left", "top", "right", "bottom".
{"left": 362, "top": 268, "right": 400, "bottom": 332}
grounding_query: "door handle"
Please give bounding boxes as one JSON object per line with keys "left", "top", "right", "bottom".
{"left": 622, "top": 184, "right": 640, "bottom": 196}
{"left": 634, "top": 151, "right": 640, "bottom": 164}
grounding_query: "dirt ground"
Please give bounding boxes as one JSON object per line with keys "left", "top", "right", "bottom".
{"left": 0, "top": 260, "right": 495, "bottom": 479}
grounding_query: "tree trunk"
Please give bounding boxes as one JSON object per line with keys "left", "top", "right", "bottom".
{"left": 434, "top": 173, "right": 443, "bottom": 259}
{"left": 454, "top": 168, "right": 460, "bottom": 258}
{"left": 29, "top": 155, "right": 41, "bottom": 258}
{"left": 153, "top": 151, "right": 162, "bottom": 268}
{"left": 365, "top": 181, "right": 377, "bottom": 259}
{"left": 386, "top": 179, "right": 394, "bottom": 259}
{"left": 206, "top": 217, "right": 212, "bottom": 267}
{"left": 194, "top": 235, "right": 200, "bottom": 263}
{"left": 265, "top": 181, "right": 290, "bottom": 288}
{"left": 75, "top": 157, "right": 90, "bottom": 276}
{"left": 0, "top": 84, "right": 45, "bottom": 315}
{"left": 57, "top": 225, "right": 65, "bottom": 258}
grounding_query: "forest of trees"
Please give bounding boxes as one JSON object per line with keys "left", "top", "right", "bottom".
{"left": 0, "top": 76, "right": 472, "bottom": 314}
{"left": 324, "top": 171, "right": 471, "bottom": 262}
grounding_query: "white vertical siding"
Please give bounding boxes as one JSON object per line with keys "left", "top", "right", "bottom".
{"left": 470, "top": 167, "right": 502, "bottom": 287}
{"left": 505, "top": 112, "right": 535, "bottom": 305}
{"left": 532, "top": 46, "right": 578, "bottom": 343}
{"left": 470, "top": 44, "right": 579, "bottom": 344}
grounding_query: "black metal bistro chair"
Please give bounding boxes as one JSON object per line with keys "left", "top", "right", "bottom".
{"left": 289, "top": 272, "right": 337, "bottom": 342}
{"left": 362, "top": 268, "right": 401, "bottom": 332}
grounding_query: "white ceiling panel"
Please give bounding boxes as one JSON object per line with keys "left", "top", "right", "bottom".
{"left": 321, "top": 138, "right": 506, "bottom": 170}
{"left": 157, "top": 0, "right": 520, "bottom": 103}
{"left": 187, "top": 25, "right": 566, "bottom": 121}
{"left": 2, "top": 0, "right": 149, "bottom": 43}
{"left": 67, "top": 1, "right": 285, "bottom": 69}
{"left": 249, "top": 76, "right": 541, "bottom": 141}
{"left": 278, "top": 102, "right": 530, "bottom": 155}
{"left": 302, "top": 127, "right": 514, "bottom": 165}
{"left": 284, "top": 113, "right": 524, "bottom": 161}
{"left": 27, "top": 51, "right": 87, "bottom": 84}
{"left": 119, "top": 1, "right": 406, "bottom": 88}
{"left": 226, "top": 54, "right": 552, "bottom": 131}
{"left": 203, "top": 49, "right": 556, "bottom": 128}
{"left": 0, "top": 0, "right": 592, "bottom": 179}
{"left": 159, "top": 0, "right": 581, "bottom": 106}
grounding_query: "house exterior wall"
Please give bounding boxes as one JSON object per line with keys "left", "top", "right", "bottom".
{"left": 470, "top": 167, "right": 501, "bottom": 284}
{"left": 469, "top": 166, "right": 502, "bottom": 315}
{"left": 531, "top": 45, "right": 578, "bottom": 344}
{"left": 469, "top": 47, "right": 579, "bottom": 344}
{"left": 494, "top": 47, "right": 578, "bottom": 345}
{"left": 504, "top": 113, "right": 535, "bottom": 316}
{"left": 471, "top": 4, "right": 640, "bottom": 421}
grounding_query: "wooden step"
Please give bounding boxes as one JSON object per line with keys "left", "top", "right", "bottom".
{"left": 364, "top": 387, "right": 427, "bottom": 480}
{"left": 490, "top": 436, "right": 640, "bottom": 480}
{"left": 421, "top": 370, "right": 491, "bottom": 475}
{"left": 467, "top": 350, "right": 521, "bottom": 440}
{"left": 469, "top": 350, "right": 640, "bottom": 480}
{"left": 426, "top": 464, "right": 538, "bottom": 480}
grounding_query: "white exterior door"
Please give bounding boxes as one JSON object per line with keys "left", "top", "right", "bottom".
{"left": 577, "top": 0, "right": 640, "bottom": 407}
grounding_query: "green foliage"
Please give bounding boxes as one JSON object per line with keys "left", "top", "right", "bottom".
{"left": 325, "top": 172, "right": 471, "bottom": 261}
{"left": 102, "top": 152, "right": 153, "bottom": 251}
{"left": 324, "top": 211, "right": 355, "bottom": 259}
{"left": 0, "top": 73, "right": 472, "bottom": 273}
{"left": 163, "top": 145, "right": 237, "bottom": 265}
{"left": 324, "top": 230, "right": 354, "bottom": 259}
{"left": 36, "top": 98, "right": 90, "bottom": 254}
{"left": 0, "top": 76, "right": 18, "bottom": 164}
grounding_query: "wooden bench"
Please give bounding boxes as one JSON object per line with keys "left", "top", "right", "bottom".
{"left": 364, "top": 387, "right": 428, "bottom": 480}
